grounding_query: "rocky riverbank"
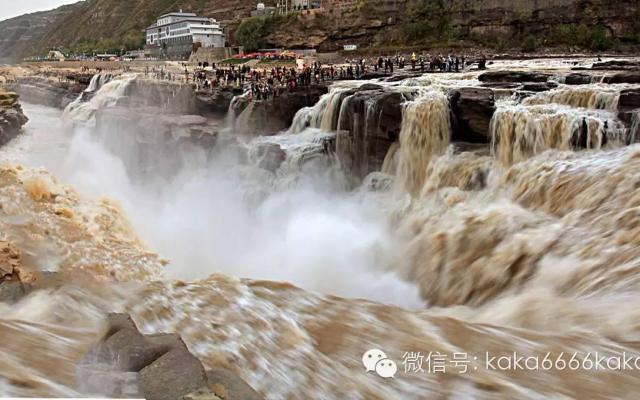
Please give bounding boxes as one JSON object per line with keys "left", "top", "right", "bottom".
{"left": 0, "top": 90, "right": 28, "bottom": 146}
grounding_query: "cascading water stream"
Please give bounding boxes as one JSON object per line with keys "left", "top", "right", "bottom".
{"left": 288, "top": 86, "right": 354, "bottom": 134}
{"left": 630, "top": 110, "right": 640, "bottom": 144}
{"left": 62, "top": 74, "right": 136, "bottom": 126}
{"left": 6, "top": 57, "right": 640, "bottom": 399}
{"left": 393, "top": 91, "right": 451, "bottom": 195}
{"left": 522, "top": 86, "right": 622, "bottom": 110}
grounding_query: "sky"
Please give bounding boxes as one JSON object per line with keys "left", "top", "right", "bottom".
{"left": 0, "top": 0, "right": 80, "bottom": 22}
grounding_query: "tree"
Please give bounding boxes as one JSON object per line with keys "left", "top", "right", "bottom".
{"left": 235, "top": 14, "right": 297, "bottom": 51}
{"left": 235, "top": 17, "right": 268, "bottom": 51}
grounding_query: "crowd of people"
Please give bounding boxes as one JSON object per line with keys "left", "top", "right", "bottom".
{"left": 191, "top": 62, "right": 348, "bottom": 101}
{"left": 144, "top": 52, "right": 485, "bottom": 103}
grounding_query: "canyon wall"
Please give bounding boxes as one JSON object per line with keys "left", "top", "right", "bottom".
{"left": 261, "top": 0, "right": 640, "bottom": 51}
{"left": 0, "top": 90, "right": 28, "bottom": 145}
{"left": 1, "top": 0, "right": 639, "bottom": 62}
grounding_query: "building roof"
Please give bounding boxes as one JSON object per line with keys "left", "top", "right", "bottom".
{"left": 158, "top": 12, "right": 197, "bottom": 18}
{"left": 146, "top": 16, "right": 219, "bottom": 31}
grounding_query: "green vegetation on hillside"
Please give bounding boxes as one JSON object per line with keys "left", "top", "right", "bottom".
{"left": 235, "top": 13, "right": 297, "bottom": 51}
{"left": 395, "top": 0, "right": 453, "bottom": 45}
{"left": 67, "top": 33, "right": 146, "bottom": 55}
{"left": 1, "top": 0, "right": 639, "bottom": 61}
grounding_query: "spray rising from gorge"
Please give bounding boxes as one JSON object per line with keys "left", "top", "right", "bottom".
{"left": 3, "top": 58, "right": 640, "bottom": 398}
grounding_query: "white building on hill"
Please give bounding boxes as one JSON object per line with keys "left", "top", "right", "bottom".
{"left": 145, "top": 11, "right": 225, "bottom": 59}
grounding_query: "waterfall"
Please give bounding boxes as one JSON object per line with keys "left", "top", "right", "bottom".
{"left": 63, "top": 74, "right": 136, "bottom": 126}
{"left": 227, "top": 91, "right": 250, "bottom": 130}
{"left": 394, "top": 91, "right": 451, "bottom": 195}
{"left": 65, "top": 73, "right": 115, "bottom": 111}
{"left": 631, "top": 111, "right": 640, "bottom": 144}
{"left": 85, "top": 73, "right": 113, "bottom": 93}
{"left": 490, "top": 103, "right": 627, "bottom": 165}
{"left": 522, "top": 86, "right": 622, "bottom": 111}
{"left": 288, "top": 87, "right": 352, "bottom": 134}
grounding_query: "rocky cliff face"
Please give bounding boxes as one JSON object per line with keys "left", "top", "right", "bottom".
{"left": 263, "top": 0, "right": 640, "bottom": 51}
{"left": 8, "top": 76, "right": 85, "bottom": 109}
{"left": 0, "top": 90, "right": 28, "bottom": 146}
{"left": 1, "top": 0, "right": 639, "bottom": 61}
{"left": 232, "top": 86, "right": 328, "bottom": 135}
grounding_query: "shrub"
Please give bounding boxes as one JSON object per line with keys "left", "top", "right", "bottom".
{"left": 521, "top": 36, "right": 537, "bottom": 52}
{"left": 550, "top": 24, "right": 614, "bottom": 51}
{"left": 235, "top": 13, "right": 297, "bottom": 51}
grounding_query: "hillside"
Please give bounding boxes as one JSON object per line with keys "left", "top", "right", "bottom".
{"left": 1, "top": 0, "right": 639, "bottom": 61}
{"left": 257, "top": 0, "right": 640, "bottom": 52}
{"left": 0, "top": 0, "right": 263, "bottom": 61}
{"left": 0, "top": 2, "right": 83, "bottom": 63}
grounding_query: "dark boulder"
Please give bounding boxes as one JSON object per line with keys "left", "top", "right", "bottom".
{"left": 201, "top": 368, "right": 262, "bottom": 400}
{"left": 521, "top": 82, "right": 559, "bottom": 92}
{"left": 359, "top": 71, "right": 390, "bottom": 80}
{"left": 0, "top": 280, "right": 30, "bottom": 303}
{"left": 99, "top": 328, "right": 172, "bottom": 372}
{"left": 618, "top": 88, "right": 640, "bottom": 125}
{"left": 479, "top": 82, "right": 521, "bottom": 89}
{"left": 449, "top": 87, "right": 496, "bottom": 143}
{"left": 80, "top": 313, "right": 257, "bottom": 400}
{"left": 0, "top": 91, "right": 28, "bottom": 146}
{"left": 105, "top": 313, "right": 138, "bottom": 337}
{"left": 66, "top": 73, "right": 96, "bottom": 86}
{"left": 602, "top": 73, "right": 640, "bottom": 84}
{"left": 357, "top": 83, "right": 384, "bottom": 91}
{"left": 591, "top": 60, "right": 640, "bottom": 71}
{"left": 139, "top": 348, "right": 208, "bottom": 400}
{"left": 383, "top": 72, "right": 422, "bottom": 82}
{"left": 254, "top": 143, "right": 287, "bottom": 172}
{"left": 478, "top": 71, "right": 551, "bottom": 83}
{"left": 336, "top": 87, "right": 416, "bottom": 179}
{"left": 564, "top": 73, "right": 596, "bottom": 85}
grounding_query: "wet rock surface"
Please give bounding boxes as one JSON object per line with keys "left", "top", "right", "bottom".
{"left": 78, "top": 313, "right": 262, "bottom": 400}
{"left": 591, "top": 60, "right": 640, "bottom": 71}
{"left": 0, "top": 242, "right": 32, "bottom": 303}
{"left": 564, "top": 73, "right": 597, "bottom": 85}
{"left": 618, "top": 88, "right": 640, "bottom": 124}
{"left": 9, "top": 76, "right": 84, "bottom": 108}
{"left": 478, "top": 71, "right": 552, "bottom": 83}
{"left": 449, "top": 87, "right": 496, "bottom": 143}
{"left": 254, "top": 142, "right": 287, "bottom": 172}
{"left": 0, "top": 91, "right": 28, "bottom": 146}
{"left": 94, "top": 106, "right": 219, "bottom": 178}
{"left": 337, "top": 86, "right": 417, "bottom": 179}
{"left": 521, "top": 82, "right": 559, "bottom": 92}
{"left": 602, "top": 72, "right": 640, "bottom": 84}
{"left": 196, "top": 87, "right": 244, "bottom": 115}
{"left": 125, "top": 79, "right": 197, "bottom": 115}
{"left": 234, "top": 86, "right": 328, "bottom": 135}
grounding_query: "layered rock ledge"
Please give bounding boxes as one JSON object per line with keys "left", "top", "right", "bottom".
{"left": 0, "top": 90, "right": 28, "bottom": 145}
{"left": 9, "top": 75, "right": 87, "bottom": 108}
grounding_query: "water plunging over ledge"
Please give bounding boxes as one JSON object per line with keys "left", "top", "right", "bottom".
{"left": 4, "top": 59, "right": 640, "bottom": 399}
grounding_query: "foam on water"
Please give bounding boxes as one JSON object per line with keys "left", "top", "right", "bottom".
{"left": 4, "top": 61, "right": 640, "bottom": 398}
